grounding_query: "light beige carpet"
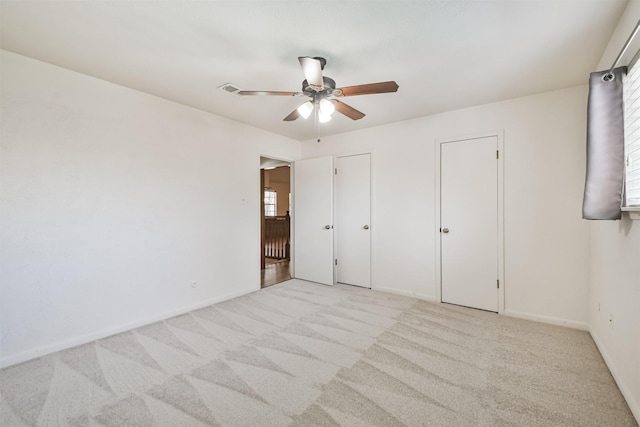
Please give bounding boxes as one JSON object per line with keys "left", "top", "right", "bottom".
{"left": 0, "top": 279, "right": 636, "bottom": 426}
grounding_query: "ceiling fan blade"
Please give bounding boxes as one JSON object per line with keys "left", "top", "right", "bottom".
{"left": 283, "top": 108, "right": 301, "bottom": 121}
{"left": 335, "top": 81, "right": 399, "bottom": 97}
{"left": 331, "top": 100, "right": 365, "bottom": 120}
{"left": 238, "top": 90, "right": 301, "bottom": 96}
{"left": 298, "top": 56, "right": 324, "bottom": 88}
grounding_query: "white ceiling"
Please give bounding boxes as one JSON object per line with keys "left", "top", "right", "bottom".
{"left": 0, "top": 1, "right": 628, "bottom": 141}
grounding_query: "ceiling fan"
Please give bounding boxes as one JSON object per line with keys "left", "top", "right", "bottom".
{"left": 236, "top": 56, "right": 399, "bottom": 123}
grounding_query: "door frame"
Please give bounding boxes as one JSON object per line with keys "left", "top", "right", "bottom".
{"left": 259, "top": 154, "right": 295, "bottom": 281}
{"left": 434, "top": 130, "right": 505, "bottom": 314}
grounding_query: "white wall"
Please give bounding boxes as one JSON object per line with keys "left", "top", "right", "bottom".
{"left": 302, "top": 85, "right": 590, "bottom": 329}
{"left": 0, "top": 50, "right": 301, "bottom": 367}
{"left": 588, "top": 1, "right": 640, "bottom": 422}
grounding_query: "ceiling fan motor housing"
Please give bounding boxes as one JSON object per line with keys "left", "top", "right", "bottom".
{"left": 302, "top": 76, "right": 336, "bottom": 97}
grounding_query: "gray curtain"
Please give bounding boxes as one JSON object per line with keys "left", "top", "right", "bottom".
{"left": 582, "top": 66, "right": 626, "bottom": 220}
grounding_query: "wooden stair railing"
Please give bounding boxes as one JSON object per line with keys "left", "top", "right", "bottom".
{"left": 264, "top": 214, "right": 290, "bottom": 260}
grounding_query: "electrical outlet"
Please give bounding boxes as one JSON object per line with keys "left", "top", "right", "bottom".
{"left": 191, "top": 281, "right": 197, "bottom": 288}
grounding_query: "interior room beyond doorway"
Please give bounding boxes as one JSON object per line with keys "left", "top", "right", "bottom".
{"left": 260, "top": 157, "right": 292, "bottom": 288}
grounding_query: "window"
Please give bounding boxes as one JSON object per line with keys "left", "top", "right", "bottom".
{"left": 623, "top": 53, "right": 640, "bottom": 209}
{"left": 264, "top": 189, "right": 276, "bottom": 217}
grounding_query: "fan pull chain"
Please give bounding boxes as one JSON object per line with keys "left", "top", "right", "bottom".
{"left": 315, "top": 100, "right": 321, "bottom": 143}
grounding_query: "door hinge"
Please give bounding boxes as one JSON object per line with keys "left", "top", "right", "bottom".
{"left": 497, "top": 279, "right": 500, "bottom": 288}
{"left": 335, "top": 259, "right": 338, "bottom": 266}
{"left": 335, "top": 168, "right": 338, "bottom": 175}
{"left": 496, "top": 150, "right": 499, "bottom": 159}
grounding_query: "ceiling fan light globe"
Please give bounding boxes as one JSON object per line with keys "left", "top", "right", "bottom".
{"left": 319, "top": 98, "right": 335, "bottom": 116}
{"left": 318, "top": 111, "right": 332, "bottom": 123}
{"left": 297, "top": 101, "right": 314, "bottom": 119}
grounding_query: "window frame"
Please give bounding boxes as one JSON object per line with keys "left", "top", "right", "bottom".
{"left": 622, "top": 50, "right": 640, "bottom": 219}
{"left": 264, "top": 189, "right": 277, "bottom": 217}
{"left": 622, "top": 50, "right": 640, "bottom": 218}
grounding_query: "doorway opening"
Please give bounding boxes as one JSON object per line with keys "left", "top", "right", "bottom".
{"left": 260, "top": 157, "right": 292, "bottom": 288}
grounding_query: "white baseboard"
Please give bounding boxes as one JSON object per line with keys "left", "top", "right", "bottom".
{"left": 503, "top": 309, "right": 589, "bottom": 331}
{"left": 372, "top": 286, "right": 437, "bottom": 303}
{"left": 590, "top": 330, "right": 640, "bottom": 424}
{"left": 0, "top": 286, "right": 259, "bottom": 369}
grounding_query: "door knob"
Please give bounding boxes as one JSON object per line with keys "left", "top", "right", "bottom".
{"left": 442, "top": 228, "right": 449, "bottom": 233}
{"left": 363, "top": 225, "right": 370, "bottom": 229}
{"left": 325, "top": 225, "right": 331, "bottom": 229}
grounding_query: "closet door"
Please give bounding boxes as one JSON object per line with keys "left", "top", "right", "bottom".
{"left": 441, "top": 136, "right": 499, "bottom": 312}
{"left": 336, "top": 154, "right": 371, "bottom": 288}
{"left": 293, "top": 156, "right": 334, "bottom": 285}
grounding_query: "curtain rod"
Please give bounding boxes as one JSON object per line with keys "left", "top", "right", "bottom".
{"left": 604, "top": 19, "right": 640, "bottom": 81}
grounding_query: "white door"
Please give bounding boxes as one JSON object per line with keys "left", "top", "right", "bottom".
{"left": 293, "top": 156, "right": 334, "bottom": 285}
{"left": 441, "top": 136, "right": 498, "bottom": 312}
{"left": 336, "top": 154, "right": 371, "bottom": 287}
